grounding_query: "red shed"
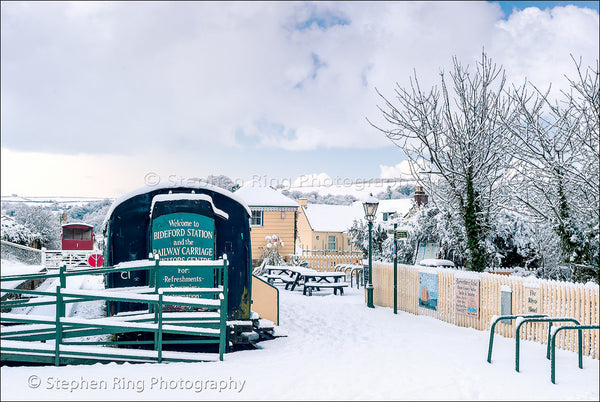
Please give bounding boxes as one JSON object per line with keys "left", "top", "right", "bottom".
{"left": 62, "top": 223, "right": 95, "bottom": 251}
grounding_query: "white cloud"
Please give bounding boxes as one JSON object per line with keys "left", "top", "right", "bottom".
{"left": 379, "top": 161, "right": 413, "bottom": 180}
{"left": 293, "top": 172, "right": 333, "bottom": 188}
{"left": 1, "top": 2, "right": 598, "bottom": 197}
{"left": 2, "top": 1, "right": 597, "bottom": 157}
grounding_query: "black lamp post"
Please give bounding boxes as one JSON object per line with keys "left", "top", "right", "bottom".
{"left": 363, "top": 193, "right": 379, "bottom": 308}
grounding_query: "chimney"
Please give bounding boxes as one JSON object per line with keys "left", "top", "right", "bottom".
{"left": 414, "top": 186, "right": 428, "bottom": 207}
{"left": 298, "top": 198, "right": 308, "bottom": 208}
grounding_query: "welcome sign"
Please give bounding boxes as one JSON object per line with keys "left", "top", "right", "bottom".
{"left": 151, "top": 212, "right": 215, "bottom": 262}
{"left": 152, "top": 212, "right": 216, "bottom": 309}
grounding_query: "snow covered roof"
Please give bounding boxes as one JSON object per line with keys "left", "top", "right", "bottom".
{"left": 302, "top": 203, "right": 364, "bottom": 233}
{"left": 418, "top": 259, "right": 455, "bottom": 268}
{"left": 376, "top": 198, "right": 414, "bottom": 216}
{"left": 61, "top": 222, "right": 94, "bottom": 228}
{"left": 102, "top": 182, "right": 251, "bottom": 231}
{"left": 150, "top": 194, "right": 229, "bottom": 220}
{"left": 234, "top": 183, "right": 298, "bottom": 208}
{"left": 350, "top": 197, "right": 415, "bottom": 221}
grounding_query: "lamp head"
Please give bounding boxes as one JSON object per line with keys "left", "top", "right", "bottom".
{"left": 362, "top": 193, "right": 379, "bottom": 222}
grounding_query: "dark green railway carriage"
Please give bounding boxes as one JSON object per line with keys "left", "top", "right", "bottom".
{"left": 102, "top": 183, "right": 252, "bottom": 320}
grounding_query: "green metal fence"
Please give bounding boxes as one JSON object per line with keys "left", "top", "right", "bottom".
{"left": 1, "top": 257, "right": 229, "bottom": 365}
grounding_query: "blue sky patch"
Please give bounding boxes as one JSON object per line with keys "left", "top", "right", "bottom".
{"left": 295, "top": 10, "right": 351, "bottom": 31}
{"left": 492, "top": 0, "right": 599, "bottom": 17}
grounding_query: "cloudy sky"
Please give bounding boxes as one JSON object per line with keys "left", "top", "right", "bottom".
{"left": 1, "top": 1, "right": 598, "bottom": 197}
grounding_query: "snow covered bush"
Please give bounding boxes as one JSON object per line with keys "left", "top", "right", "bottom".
{"left": 1, "top": 215, "right": 41, "bottom": 246}
{"left": 253, "top": 234, "right": 287, "bottom": 275}
{"left": 11, "top": 204, "right": 61, "bottom": 249}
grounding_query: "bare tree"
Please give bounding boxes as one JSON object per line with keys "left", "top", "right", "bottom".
{"left": 369, "top": 51, "right": 514, "bottom": 271}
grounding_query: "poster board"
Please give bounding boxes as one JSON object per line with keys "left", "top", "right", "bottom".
{"left": 418, "top": 272, "right": 438, "bottom": 310}
{"left": 415, "top": 242, "right": 440, "bottom": 264}
{"left": 524, "top": 285, "right": 541, "bottom": 314}
{"left": 455, "top": 277, "right": 480, "bottom": 317}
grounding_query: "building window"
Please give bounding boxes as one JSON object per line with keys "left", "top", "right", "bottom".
{"left": 250, "top": 211, "right": 263, "bottom": 226}
{"left": 383, "top": 212, "right": 388, "bottom": 221}
{"left": 328, "top": 235, "right": 337, "bottom": 250}
{"left": 63, "top": 228, "right": 92, "bottom": 240}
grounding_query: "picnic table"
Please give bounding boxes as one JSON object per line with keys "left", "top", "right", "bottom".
{"left": 264, "top": 266, "right": 297, "bottom": 289}
{"left": 287, "top": 267, "right": 348, "bottom": 296}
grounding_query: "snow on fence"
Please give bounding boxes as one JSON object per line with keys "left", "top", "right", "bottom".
{"left": 0, "top": 240, "right": 42, "bottom": 265}
{"left": 298, "top": 254, "right": 363, "bottom": 272}
{"left": 41, "top": 249, "right": 97, "bottom": 269}
{"left": 372, "top": 262, "right": 599, "bottom": 359}
{"left": 1, "top": 240, "right": 100, "bottom": 269}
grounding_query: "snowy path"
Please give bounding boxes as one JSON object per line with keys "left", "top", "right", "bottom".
{"left": 1, "top": 285, "right": 598, "bottom": 401}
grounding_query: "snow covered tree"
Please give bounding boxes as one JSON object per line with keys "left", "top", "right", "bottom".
{"left": 12, "top": 205, "right": 61, "bottom": 249}
{"left": 1, "top": 215, "right": 42, "bottom": 247}
{"left": 375, "top": 185, "right": 415, "bottom": 200}
{"left": 348, "top": 219, "right": 389, "bottom": 261}
{"left": 505, "top": 56, "right": 599, "bottom": 282}
{"left": 281, "top": 190, "right": 358, "bottom": 205}
{"left": 370, "top": 51, "right": 514, "bottom": 271}
{"left": 66, "top": 199, "right": 112, "bottom": 234}
{"left": 203, "top": 175, "right": 240, "bottom": 192}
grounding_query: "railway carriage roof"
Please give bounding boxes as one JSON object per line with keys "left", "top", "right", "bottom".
{"left": 102, "top": 182, "right": 251, "bottom": 231}
{"left": 61, "top": 222, "right": 94, "bottom": 228}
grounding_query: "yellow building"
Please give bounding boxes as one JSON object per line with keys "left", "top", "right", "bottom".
{"left": 296, "top": 199, "right": 364, "bottom": 255}
{"left": 234, "top": 184, "right": 298, "bottom": 265}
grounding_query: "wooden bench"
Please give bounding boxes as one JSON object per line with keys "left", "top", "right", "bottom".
{"left": 303, "top": 281, "right": 349, "bottom": 296}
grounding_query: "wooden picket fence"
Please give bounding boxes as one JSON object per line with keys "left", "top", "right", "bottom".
{"left": 372, "top": 262, "right": 600, "bottom": 359}
{"left": 297, "top": 254, "right": 363, "bottom": 271}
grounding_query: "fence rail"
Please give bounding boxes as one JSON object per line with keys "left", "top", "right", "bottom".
{"left": 293, "top": 254, "right": 363, "bottom": 271}
{"left": 0, "top": 240, "right": 101, "bottom": 269}
{"left": 371, "top": 262, "right": 599, "bottom": 359}
{"left": 1, "top": 258, "right": 229, "bottom": 365}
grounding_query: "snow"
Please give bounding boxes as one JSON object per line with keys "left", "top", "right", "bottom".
{"left": 288, "top": 174, "right": 417, "bottom": 200}
{"left": 1, "top": 281, "right": 598, "bottom": 400}
{"left": 301, "top": 203, "right": 364, "bottom": 232}
{"left": 234, "top": 183, "right": 298, "bottom": 208}
{"left": 0, "top": 260, "right": 46, "bottom": 297}
{"left": 1, "top": 259, "right": 45, "bottom": 277}
{"left": 150, "top": 194, "right": 229, "bottom": 220}
{"left": 419, "top": 258, "right": 456, "bottom": 268}
{"left": 0, "top": 196, "right": 108, "bottom": 207}
{"left": 375, "top": 198, "right": 414, "bottom": 219}
{"left": 159, "top": 259, "right": 227, "bottom": 267}
{"left": 501, "top": 285, "right": 512, "bottom": 292}
{"left": 102, "top": 182, "right": 251, "bottom": 231}
{"left": 61, "top": 222, "right": 94, "bottom": 228}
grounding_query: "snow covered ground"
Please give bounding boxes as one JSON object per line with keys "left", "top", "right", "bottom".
{"left": 1, "top": 270, "right": 598, "bottom": 401}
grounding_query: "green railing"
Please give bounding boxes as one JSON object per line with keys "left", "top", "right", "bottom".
{"left": 1, "top": 257, "right": 229, "bottom": 365}
{"left": 487, "top": 314, "right": 548, "bottom": 364}
{"left": 488, "top": 314, "right": 598, "bottom": 384}
{"left": 515, "top": 316, "right": 580, "bottom": 372}
{"left": 550, "top": 324, "right": 600, "bottom": 384}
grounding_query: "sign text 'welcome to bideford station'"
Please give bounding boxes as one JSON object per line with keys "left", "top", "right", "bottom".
{"left": 151, "top": 213, "right": 215, "bottom": 261}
